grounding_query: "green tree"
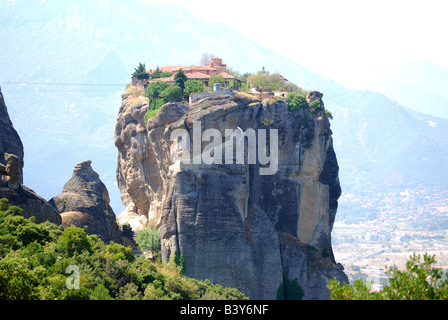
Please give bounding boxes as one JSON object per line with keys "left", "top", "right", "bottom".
{"left": 132, "top": 63, "right": 149, "bottom": 80}
{"left": 144, "top": 80, "right": 169, "bottom": 100}
{"left": 174, "top": 69, "right": 188, "bottom": 91}
{"left": 160, "top": 85, "right": 183, "bottom": 103}
{"left": 118, "top": 282, "right": 142, "bottom": 300}
{"left": 268, "top": 73, "right": 284, "bottom": 91}
{"left": 0, "top": 210, "right": 53, "bottom": 247}
{"left": 56, "top": 226, "right": 92, "bottom": 257}
{"left": 328, "top": 253, "right": 448, "bottom": 300}
{"left": 136, "top": 227, "right": 161, "bottom": 256}
{"left": 248, "top": 71, "right": 270, "bottom": 95}
{"left": 106, "top": 241, "right": 135, "bottom": 263}
{"left": 184, "top": 79, "right": 206, "bottom": 97}
{"left": 286, "top": 92, "right": 308, "bottom": 112}
{"left": 208, "top": 74, "right": 225, "bottom": 90}
{"left": 90, "top": 284, "right": 112, "bottom": 300}
{"left": 0, "top": 254, "right": 44, "bottom": 299}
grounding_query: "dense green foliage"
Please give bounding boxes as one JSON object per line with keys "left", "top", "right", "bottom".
{"left": 286, "top": 92, "right": 308, "bottom": 112}
{"left": 276, "top": 277, "right": 304, "bottom": 300}
{"left": 174, "top": 69, "right": 188, "bottom": 91}
{"left": 0, "top": 199, "right": 248, "bottom": 300}
{"left": 184, "top": 79, "right": 206, "bottom": 97}
{"left": 132, "top": 62, "right": 149, "bottom": 80}
{"left": 143, "top": 83, "right": 183, "bottom": 122}
{"left": 144, "top": 99, "right": 165, "bottom": 123}
{"left": 136, "top": 224, "right": 161, "bottom": 258}
{"left": 160, "top": 85, "right": 183, "bottom": 103}
{"left": 144, "top": 80, "right": 169, "bottom": 100}
{"left": 328, "top": 253, "right": 448, "bottom": 300}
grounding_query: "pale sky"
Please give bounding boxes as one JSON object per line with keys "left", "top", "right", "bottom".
{"left": 141, "top": 0, "right": 448, "bottom": 90}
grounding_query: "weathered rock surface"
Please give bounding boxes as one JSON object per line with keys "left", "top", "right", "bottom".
{"left": 115, "top": 87, "right": 348, "bottom": 299}
{"left": 50, "top": 160, "right": 126, "bottom": 244}
{"left": 0, "top": 182, "right": 62, "bottom": 225}
{"left": 1, "top": 153, "right": 23, "bottom": 190}
{"left": 0, "top": 88, "right": 24, "bottom": 183}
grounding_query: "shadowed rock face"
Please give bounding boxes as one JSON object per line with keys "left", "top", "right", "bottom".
{"left": 115, "top": 87, "right": 348, "bottom": 299}
{"left": 50, "top": 160, "right": 123, "bottom": 244}
{"left": 0, "top": 88, "right": 23, "bottom": 184}
{"left": 0, "top": 183, "right": 62, "bottom": 225}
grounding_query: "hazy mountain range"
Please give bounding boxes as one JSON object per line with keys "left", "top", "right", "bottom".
{"left": 1, "top": 0, "right": 447, "bottom": 220}
{"left": 367, "top": 60, "right": 448, "bottom": 120}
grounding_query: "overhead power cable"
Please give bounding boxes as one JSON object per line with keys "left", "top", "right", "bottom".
{"left": 2, "top": 89, "right": 122, "bottom": 93}
{"left": 0, "top": 81, "right": 125, "bottom": 87}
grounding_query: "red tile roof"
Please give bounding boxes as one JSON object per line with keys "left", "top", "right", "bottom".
{"left": 217, "top": 71, "right": 236, "bottom": 79}
{"left": 186, "top": 71, "right": 211, "bottom": 79}
{"left": 149, "top": 75, "right": 175, "bottom": 83}
{"left": 148, "top": 59, "right": 241, "bottom": 84}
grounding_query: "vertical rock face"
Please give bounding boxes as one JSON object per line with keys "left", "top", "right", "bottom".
{"left": 0, "top": 88, "right": 24, "bottom": 183}
{"left": 50, "top": 160, "right": 124, "bottom": 244}
{"left": 115, "top": 87, "right": 348, "bottom": 299}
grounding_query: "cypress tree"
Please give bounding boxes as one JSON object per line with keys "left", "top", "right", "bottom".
{"left": 174, "top": 68, "right": 188, "bottom": 91}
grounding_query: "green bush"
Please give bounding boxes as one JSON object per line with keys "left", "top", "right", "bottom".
{"left": 144, "top": 80, "right": 169, "bottom": 100}
{"left": 56, "top": 226, "right": 92, "bottom": 257}
{"left": 184, "top": 79, "right": 206, "bottom": 97}
{"left": 106, "top": 241, "right": 135, "bottom": 263}
{"left": 136, "top": 226, "right": 161, "bottom": 256}
{"left": 328, "top": 253, "right": 448, "bottom": 300}
{"left": 277, "top": 277, "right": 304, "bottom": 300}
{"left": 144, "top": 82, "right": 186, "bottom": 123}
{"left": 248, "top": 71, "right": 269, "bottom": 93}
{"left": 144, "top": 98, "right": 165, "bottom": 123}
{"left": 160, "top": 85, "right": 183, "bottom": 103}
{"left": 309, "top": 99, "right": 322, "bottom": 113}
{"left": 0, "top": 205, "right": 53, "bottom": 247}
{"left": 0, "top": 255, "right": 45, "bottom": 299}
{"left": 286, "top": 92, "right": 308, "bottom": 112}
